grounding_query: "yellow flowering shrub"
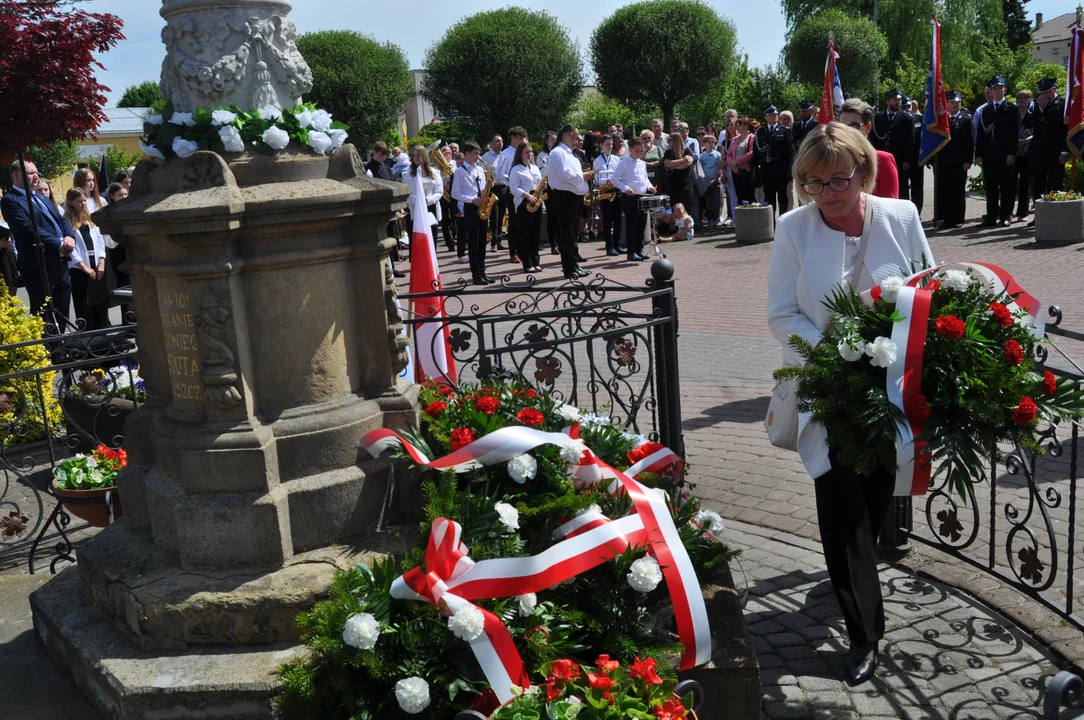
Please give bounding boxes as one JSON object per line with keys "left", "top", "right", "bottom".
{"left": 0, "top": 292, "right": 63, "bottom": 447}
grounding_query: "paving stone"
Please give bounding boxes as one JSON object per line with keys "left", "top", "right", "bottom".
{"left": 786, "top": 657, "right": 834, "bottom": 677}
{"left": 776, "top": 612, "right": 819, "bottom": 630}
{"left": 796, "top": 675, "right": 845, "bottom": 693}
{"left": 767, "top": 632, "right": 809, "bottom": 648}
{"left": 763, "top": 701, "right": 813, "bottom": 720}
{"left": 798, "top": 626, "right": 837, "bottom": 641}
{"left": 762, "top": 669, "right": 799, "bottom": 686}
{"left": 809, "top": 710, "right": 859, "bottom": 720}
{"left": 780, "top": 645, "right": 820, "bottom": 661}
{"left": 749, "top": 620, "right": 788, "bottom": 637}
{"left": 847, "top": 691, "right": 899, "bottom": 716}
{"left": 762, "top": 683, "right": 807, "bottom": 704}
{"left": 801, "top": 690, "right": 853, "bottom": 710}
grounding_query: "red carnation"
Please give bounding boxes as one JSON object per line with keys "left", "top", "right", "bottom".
{"left": 1044, "top": 371, "right": 1058, "bottom": 396}
{"left": 903, "top": 393, "right": 932, "bottom": 424}
{"left": 587, "top": 672, "right": 614, "bottom": 690}
{"left": 935, "top": 315, "right": 966, "bottom": 340}
{"left": 469, "top": 688, "right": 501, "bottom": 716}
{"left": 516, "top": 408, "right": 545, "bottom": 427}
{"left": 595, "top": 654, "right": 619, "bottom": 672}
{"left": 628, "top": 441, "right": 666, "bottom": 465}
{"left": 424, "top": 401, "right": 447, "bottom": 417}
{"left": 475, "top": 396, "right": 500, "bottom": 415}
{"left": 1003, "top": 339, "right": 1024, "bottom": 366}
{"left": 449, "top": 427, "right": 475, "bottom": 451}
{"left": 1013, "top": 397, "right": 1038, "bottom": 426}
{"left": 926, "top": 279, "right": 942, "bottom": 292}
{"left": 551, "top": 659, "right": 580, "bottom": 682}
{"left": 629, "top": 656, "right": 663, "bottom": 685}
{"left": 990, "top": 302, "right": 1013, "bottom": 327}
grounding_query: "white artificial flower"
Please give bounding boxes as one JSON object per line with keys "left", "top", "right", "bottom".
{"left": 941, "top": 269, "right": 973, "bottom": 292}
{"left": 495, "top": 501, "right": 520, "bottom": 533}
{"left": 837, "top": 339, "right": 864, "bottom": 362}
{"left": 219, "top": 125, "right": 245, "bottom": 153}
{"left": 627, "top": 556, "right": 663, "bottom": 593}
{"left": 395, "top": 677, "right": 431, "bottom": 714}
{"left": 210, "top": 109, "right": 237, "bottom": 126}
{"left": 307, "top": 130, "right": 334, "bottom": 155}
{"left": 258, "top": 104, "right": 283, "bottom": 121}
{"left": 311, "top": 109, "right": 333, "bottom": 132}
{"left": 879, "top": 276, "right": 904, "bottom": 303}
{"left": 864, "top": 336, "right": 898, "bottom": 369}
{"left": 87, "top": 469, "right": 103, "bottom": 484}
{"left": 54, "top": 468, "right": 68, "bottom": 482}
{"left": 517, "top": 593, "right": 537, "bottom": 617}
{"left": 262, "top": 125, "right": 290, "bottom": 150}
{"left": 694, "top": 509, "right": 726, "bottom": 535}
{"left": 169, "top": 111, "right": 195, "bottom": 127}
{"left": 506, "top": 454, "right": 538, "bottom": 484}
{"left": 575, "top": 503, "right": 602, "bottom": 517}
{"left": 144, "top": 113, "right": 164, "bottom": 126}
{"left": 555, "top": 403, "right": 583, "bottom": 422}
{"left": 140, "top": 140, "right": 166, "bottom": 160}
{"left": 328, "top": 128, "right": 349, "bottom": 150}
{"left": 565, "top": 696, "right": 583, "bottom": 717}
{"left": 561, "top": 439, "right": 588, "bottom": 465}
{"left": 295, "top": 108, "right": 314, "bottom": 129}
{"left": 172, "top": 136, "right": 199, "bottom": 159}
{"left": 85, "top": 456, "right": 98, "bottom": 468}
{"left": 646, "top": 486, "right": 669, "bottom": 504}
{"left": 342, "top": 612, "right": 380, "bottom": 650}
{"left": 447, "top": 605, "right": 486, "bottom": 641}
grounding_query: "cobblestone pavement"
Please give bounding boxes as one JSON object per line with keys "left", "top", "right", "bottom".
{"left": 727, "top": 519, "right": 1061, "bottom": 720}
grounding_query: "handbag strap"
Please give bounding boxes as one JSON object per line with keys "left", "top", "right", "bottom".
{"left": 852, "top": 195, "right": 875, "bottom": 288}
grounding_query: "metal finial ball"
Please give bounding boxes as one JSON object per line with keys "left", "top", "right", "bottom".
{"left": 651, "top": 257, "right": 675, "bottom": 282}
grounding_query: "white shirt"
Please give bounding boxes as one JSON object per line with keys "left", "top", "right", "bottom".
{"left": 592, "top": 152, "right": 620, "bottom": 188}
{"left": 612, "top": 155, "right": 651, "bottom": 194}
{"left": 548, "top": 143, "right": 589, "bottom": 195}
{"left": 450, "top": 161, "right": 486, "bottom": 214}
{"left": 403, "top": 166, "right": 443, "bottom": 222}
{"left": 508, "top": 163, "right": 543, "bottom": 210}
{"left": 480, "top": 149, "right": 500, "bottom": 171}
{"left": 654, "top": 134, "right": 670, "bottom": 151}
{"left": 536, "top": 149, "right": 550, "bottom": 171}
{"left": 684, "top": 136, "right": 700, "bottom": 155}
{"left": 69, "top": 223, "right": 107, "bottom": 269}
{"left": 494, "top": 145, "right": 516, "bottom": 186}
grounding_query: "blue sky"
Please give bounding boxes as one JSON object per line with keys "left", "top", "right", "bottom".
{"left": 90, "top": 0, "right": 1073, "bottom": 105}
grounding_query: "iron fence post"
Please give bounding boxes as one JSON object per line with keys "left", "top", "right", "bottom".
{"left": 650, "top": 259, "right": 684, "bottom": 459}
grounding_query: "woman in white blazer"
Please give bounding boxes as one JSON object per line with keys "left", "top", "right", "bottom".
{"left": 767, "top": 123, "right": 934, "bottom": 686}
{"left": 63, "top": 188, "right": 116, "bottom": 330}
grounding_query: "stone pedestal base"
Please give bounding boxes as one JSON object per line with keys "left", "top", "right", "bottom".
{"left": 1034, "top": 198, "right": 1084, "bottom": 246}
{"left": 734, "top": 206, "right": 775, "bottom": 244}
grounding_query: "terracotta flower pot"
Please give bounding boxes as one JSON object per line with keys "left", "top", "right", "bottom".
{"left": 51, "top": 481, "right": 123, "bottom": 528}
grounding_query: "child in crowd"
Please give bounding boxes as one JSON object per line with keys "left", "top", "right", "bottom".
{"left": 659, "top": 203, "right": 694, "bottom": 243}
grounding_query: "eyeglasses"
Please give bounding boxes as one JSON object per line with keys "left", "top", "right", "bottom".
{"left": 801, "top": 166, "right": 859, "bottom": 196}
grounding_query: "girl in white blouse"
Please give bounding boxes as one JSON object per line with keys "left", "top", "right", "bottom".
{"left": 508, "top": 142, "right": 544, "bottom": 273}
{"left": 403, "top": 146, "right": 443, "bottom": 261}
{"left": 63, "top": 188, "right": 115, "bottom": 330}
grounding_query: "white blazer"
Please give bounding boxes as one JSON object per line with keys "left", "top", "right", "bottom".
{"left": 766, "top": 195, "right": 934, "bottom": 478}
{"left": 69, "top": 224, "right": 108, "bottom": 270}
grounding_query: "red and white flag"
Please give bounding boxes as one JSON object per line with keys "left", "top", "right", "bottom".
{"left": 409, "top": 172, "right": 457, "bottom": 383}
{"left": 819, "top": 43, "right": 842, "bottom": 125}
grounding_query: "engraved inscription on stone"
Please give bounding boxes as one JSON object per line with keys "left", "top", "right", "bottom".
{"left": 158, "top": 285, "right": 206, "bottom": 404}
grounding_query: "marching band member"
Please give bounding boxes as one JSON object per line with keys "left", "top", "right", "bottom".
{"left": 494, "top": 126, "right": 527, "bottom": 263}
{"left": 509, "top": 142, "right": 544, "bottom": 274}
{"left": 537, "top": 131, "right": 560, "bottom": 255}
{"left": 592, "top": 133, "right": 623, "bottom": 256}
{"left": 439, "top": 146, "right": 457, "bottom": 252}
{"left": 549, "top": 124, "right": 594, "bottom": 281}
{"left": 450, "top": 141, "right": 493, "bottom": 286}
{"left": 404, "top": 146, "right": 443, "bottom": 263}
{"left": 612, "top": 136, "right": 655, "bottom": 262}
{"left": 481, "top": 134, "right": 505, "bottom": 250}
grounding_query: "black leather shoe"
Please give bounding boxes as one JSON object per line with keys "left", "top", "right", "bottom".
{"left": 999, "top": 218, "right": 1012, "bottom": 227}
{"left": 574, "top": 267, "right": 590, "bottom": 278}
{"left": 616, "top": 246, "right": 627, "bottom": 254}
{"left": 483, "top": 274, "right": 497, "bottom": 284}
{"left": 473, "top": 276, "right": 487, "bottom": 286}
{"left": 393, "top": 270, "right": 407, "bottom": 278}
{"left": 574, "top": 254, "right": 587, "bottom": 263}
{"left": 846, "top": 644, "right": 878, "bottom": 686}
{"left": 550, "top": 246, "right": 559, "bottom": 255}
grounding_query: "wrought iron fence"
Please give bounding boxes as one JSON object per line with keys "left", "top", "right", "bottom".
{"left": 0, "top": 322, "right": 140, "bottom": 573}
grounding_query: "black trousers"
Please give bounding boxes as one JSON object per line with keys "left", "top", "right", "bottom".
{"left": 23, "top": 263, "right": 71, "bottom": 333}
{"left": 621, "top": 195, "right": 647, "bottom": 257}
{"left": 814, "top": 454, "right": 895, "bottom": 647}
{"left": 936, "top": 161, "right": 968, "bottom": 226}
{"left": 599, "top": 198, "right": 622, "bottom": 251}
{"left": 733, "top": 172, "right": 755, "bottom": 204}
{"left": 544, "top": 196, "right": 559, "bottom": 250}
{"left": 515, "top": 203, "right": 541, "bottom": 270}
{"left": 762, "top": 173, "right": 789, "bottom": 216}
{"left": 1032, "top": 153, "right": 1066, "bottom": 198}
{"left": 983, "top": 156, "right": 1015, "bottom": 221}
{"left": 490, "top": 186, "right": 508, "bottom": 248}
{"left": 439, "top": 197, "right": 456, "bottom": 249}
{"left": 70, "top": 269, "right": 111, "bottom": 331}
{"left": 499, "top": 187, "right": 518, "bottom": 258}
{"left": 895, "top": 159, "right": 910, "bottom": 202}
{"left": 1013, "top": 155, "right": 1031, "bottom": 217}
{"left": 454, "top": 215, "right": 467, "bottom": 258}
{"left": 552, "top": 189, "right": 581, "bottom": 276}
{"left": 462, "top": 204, "right": 486, "bottom": 279}
{"left": 909, "top": 162, "right": 924, "bottom": 213}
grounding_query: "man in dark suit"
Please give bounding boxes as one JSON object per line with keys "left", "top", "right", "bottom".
{"left": 1023, "top": 77, "right": 1070, "bottom": 205}
{"left": 870, "top": 89, "right": 914, "bottom": 200}
{"left": 1, "top": 160, "right": 76, "bottom": 329}
{"left": 792, "top": 100, "right": 819, "bottom": 149}
{"left": 975, "top": 76, "right": 1019, "bottom": 227}
{"left": 935, "top": 90, "right": 975, "bottom": 228}
{"left": 753, "top": 105, "right": 796, "bottom": 216}
{"left": 906, "top": 97, "right": 926, "bottom": 213}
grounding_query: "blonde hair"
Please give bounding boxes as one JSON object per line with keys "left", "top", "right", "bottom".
{"left": 793, "top": 123, "right": 878, "bottom": 203}
{"left": 668, "top": 132, "right": 684, "bottom": 159}
{"left": 72, "top": 168, "right": 102, "bottom": 206}
{"left": 64, "top": 187, "right": 94, "bottom": 230}
{"left": 640, "top": 129, "right": 655, "bottom": 142}
{"left": 1016, "top": 89, "right": 1033, "bottom": 103}
{"left": 779, "top": 110, "right": 794, "bottom": 124}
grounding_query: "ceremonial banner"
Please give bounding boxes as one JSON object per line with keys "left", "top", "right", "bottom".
{"left": 919, "top": 18, "right": 950, "bottom": 165}
{"left": 1067, "top": 27, "right": 1084, "bottom": 157}
{"left": 408, "top": 171, "right": 457, "bottom": 383}
{"left": 819, "top": 43, "right": 842, "bottom": 125}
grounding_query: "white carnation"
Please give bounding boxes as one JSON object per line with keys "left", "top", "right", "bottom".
{"left": 838, "top": 339, "right": 864, "bottom": 362}
{"left": 506, "top": 454, "right": 538, "bottom": 484}
{"left": 295, "top": 108, "right": 314, "bottom": 129}
{"left": 447, "top": 605, "right": 486, "bottom": 641}
{"left": 262, "top": 125, "right": 290, "bottom": 150}
{"left": 169, "top": 111, "right": 195, "bottom": 127}
{"left": 941, "top": 269, "right": 973, "bottom": 292}
{"left": 342, "top": 612, "right": 380, "bottom": 650}
{"left": 328, "top": 129, "right": 349, "bottom": 149}
{"left": 307, "top": 130, "right": 334, "bottom": 155}
{"left": 211, "top": 109, "right": 237, "bottom": 126}
{"left": 517, "top": 593, "right": 537, "bottom": 617}
{"left": 311, "top": 109, "right": 333, "bottom": 133}
{"left": 879, "top": 276, "right": 904, "bottom": 303}
{"left": 258, "top": 104, "right": 283, "bottom": 121}
{"left": 140, "top": 140, "right": 165, "bottom": 160}
{"left": 561, "top": 440, "right": 588, "bottom": 465}
{"left": 695, "top": 509, "right": 726, "bottom": 535}
{"left": 171, "top": 136, "right": 199, "bottom": 159}
{"left": 495, "top": 501, "right": 520, "bottom": 533}
{"left": 555, "top": 403, "right": 583, "bottom": 422}
{"left": 395, "top": 676, "right": 431, "bottom": 714}
{"left": 646, "top": 486, "right": 669, "bottom": 504}
{"left": 219, "top": 125, "right": 245, "bottom": 153}
{"left": 864, "top": 336, "right": 898, "bottom": 368}
{"left": 144, "top": 114, "right": 164, "bottom": 126}
{"left": 575, "top": 503, "right": 602, "bottom": 517}
{"left": 85, "top": 456, "right": 98, "bottom": 468}
{"left": 627, "top": 556, "right": 663, "bottom": 593}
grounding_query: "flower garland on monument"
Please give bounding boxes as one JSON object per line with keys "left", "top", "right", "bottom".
{"left": 274, "top": 379, "right": 733, "bottom": 719}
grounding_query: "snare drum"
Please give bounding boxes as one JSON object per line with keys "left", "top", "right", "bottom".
{"left": 637, "top": 194, "right": 670, "bottom": 212}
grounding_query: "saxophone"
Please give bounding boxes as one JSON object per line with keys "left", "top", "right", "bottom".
{"left": 584, "top": 180, "right": 618, "bottom": 206}
{"left": 526, "top": 174, "right": 549, "bottom": 213}
{"left": 478, "top": 166, "right": 497, "bottom": 220}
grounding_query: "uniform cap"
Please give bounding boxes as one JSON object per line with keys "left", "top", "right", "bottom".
{"left": 1037, "top": 77, "right": 1058, "bottom": 92}
{"left": 901, "top": 96, "right": 912, "bottom": 107}
{"left": 945, "top": 89, "right": 962, "bottom": 101}
{"left": 986, "top": 76, "right": 1007, "bottom": 88}
{"left": 763, "top": 105, "right": 779, "bottom": 115}
{"left": 798, "top": 100, "right": 815, "bottom": 111}
{"left": 886, "top": 88, "right": 903, "bottom": 99}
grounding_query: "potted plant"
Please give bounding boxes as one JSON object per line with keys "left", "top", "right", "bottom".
{"left": 1034, "top": 190, "right": 1084, "bottom": 246}
{"left": 52, "top": 444, "right": 127, "bottom": 527}
{"left": 733, "top": 201, "right": 774, "bottom": 244}
{"left": 62, "top": 363, "right": 144, "bottom": 452}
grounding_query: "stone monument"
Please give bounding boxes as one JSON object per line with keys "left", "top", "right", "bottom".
{"left": 30, "top": 2, "right": 419, "bottom": 717}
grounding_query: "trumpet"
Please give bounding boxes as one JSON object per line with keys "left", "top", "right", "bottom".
{"left": 526, "top": 174, "right": 548, "bottom": 213}
{"left": 478, "top": 166, "right": 498, "bottom": 221}
{"left": 427, "top": 140, "right": 454, "bottom": 178}
{"left": 584, "top": 180, "right": 618, "bottom": 206}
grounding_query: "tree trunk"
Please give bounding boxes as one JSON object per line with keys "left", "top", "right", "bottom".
{"left": 662, "top": 104, "right": 675, "bottom": 140}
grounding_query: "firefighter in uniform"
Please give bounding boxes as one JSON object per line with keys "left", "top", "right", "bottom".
{"left": 975, "top": 76, "right": 1019, "bottom": 227}
{"left": 753, "top": 105, "right": 796, "bottom": 216}
{"left": 870, "top": 89, "right": 915, "bottom": 200}
{"left": 1022, "top": 77, "right": 1070, "bottom": 219}
{"left": 905, "top": 96, "right": 925, "bottom": 213}
{"left": 935, "top": 90, "right": 974, "bottom": 229}
{"left": 792, "top": 100, "right": 819, "bottom": 148}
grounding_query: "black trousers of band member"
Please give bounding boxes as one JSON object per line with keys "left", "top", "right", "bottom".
{"left": 1012, "top": 154, "right": 1031, "bottom": 218}
{"left": 551, "top": 189, "right": 582, "bottom": 276}
{"left": 621, "top": 195, "right": 647, "bottom": 257}
{"left": 439, "top": 197, "right": 456, "bottom": 248}
{"left": 936, "top": 163, "right": 968, "bottom": 226}
{"left": 544, "top": 196, "right": 559, "bottom": 250}
{"left": 1032, "top": 153, "right": 1066, "bottom": 198}
{"left": 462, "top": 205, "right": 487, "bottom": 279}
{"left": 498, "top": 187, "right": 518, "bottom": 258}
{"left": 983, "top": 157, "right": 1015, "bottom": 222}
{"left": 814, "top": 450, "right": 895, "bottom": 648}
{"left": 490, "top": 186, "right": 508, "bottom": 248}
{"left": 908, "top": 162, "right": 924, "bottom": 213}
{"left": 761, "top": 172, "right": 789, "bottom": 216}
{"left": 895, "top": 158, "right": 910, "bottom": 202}
{"left": 454, "top": 215, "right": 467, "bottom": 258}
{"left": 598, "top": 198, "right": 623, "bottom": 251}
{"left": 515, "top": 203, "right": 541, "bottom": 270}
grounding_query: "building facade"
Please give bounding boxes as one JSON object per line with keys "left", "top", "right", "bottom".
{"left": 1032, "top": 8, "right": 1082, "bottom": 70}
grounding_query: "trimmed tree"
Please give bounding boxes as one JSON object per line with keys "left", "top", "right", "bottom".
{"left": 297, "top": 30, "right": 413, "bottom": 156}
{"left": 590, "top": 0, "right": 737, "bottom": 131}
{"left": 422, "top": 8, "right": 584, "bottom": 140}
{"left": 117, "top": 80, "right": 164, "bottom": 111}
{"left": 785, "top": 9, "right": 887, "bottom": 101}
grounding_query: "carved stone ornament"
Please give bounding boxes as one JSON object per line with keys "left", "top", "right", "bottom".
{"left": 193, "top": 288, "right": 243, "bottom": 411}
{"left": 182, "top": 151, "right": 237, "bottom": 191}
{"left": 159, "top": 0, "right": 314, "bottom": 113}
{"left": 384, "top": 262, "right": 411, "bottom": 376}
